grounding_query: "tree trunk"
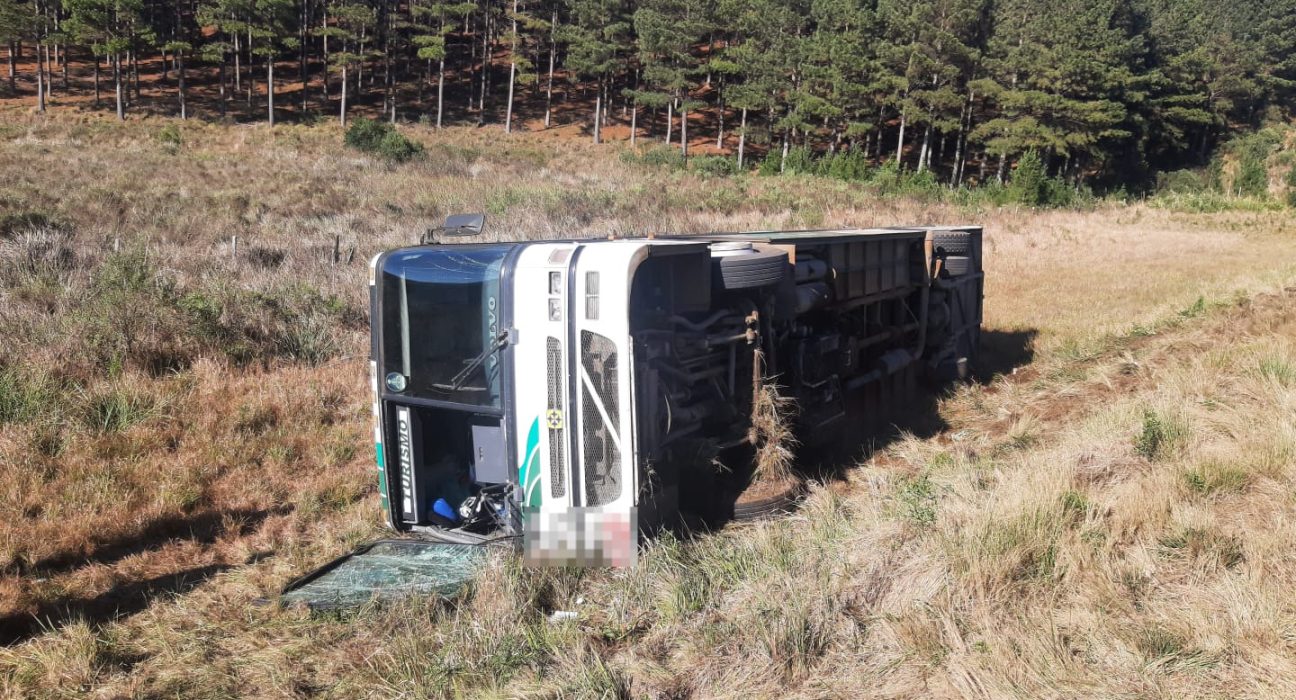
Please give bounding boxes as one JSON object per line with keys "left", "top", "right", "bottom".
{"left": 267, "top": 55, "right": 275, "bottom": 125}
{"left": 716, "top": 92, "right": 724, "bottom": 149}
{"left": 36, "top": 45, "right": 45, "bottom": 113}
{"left": 114, "top": 54, "right": 124, "bottom": 120}
{"left": 94, "top": 56, "right": 101, "bottom": 106}
{"left": 895, "top": 111, "right": 907, "bottom": 166}
{"left": 6, "top": 42, "right": 15, "bottom": 95}
{"left": 544, "top": 8, "right": 555, "bottom": 128}
{"left": 219, "top": 55, "right": 227, "bottom": 117}
{"left": 665, "top": 100, "right": 673, "bottom": 144}
{"left": 737, "top": 107, "right": 747, "bottom": 169}
{"left": 477, "top": 8, "right": 489, "bottom": 117}
{"left": 629, "top": 102, "right": 637, "bottom": 146}
{"left": 680, "top": 105, "right": 688, "bottom": 158}
{"left": 385, "top": 0, "right": 394, "bottom": 123}
{"left": 504, "top": 0, "right": 518, "bottom": 133}
{"left": 321, "top": 8, "right": 330, "bottom": 105}
{"left": 60, "top": 43, "right": 68, "bottom": 90}
{"left": 917, "top": 124, "right": 931, "bottom": 172}
{"left": 300, "top": 0, "right": 309, "bottom": 113}
{"left": 246, "top": 28, "right": 254, "bottom": 106}
{"left": 996, "top": 153, "right": 1006, "bottom": 184}
{"left": 131, "top": 49, "right": 140, "bottom": 100}
{"left": 340, "top": 64, "right": 348, "bottom": 125}
{"left": 419, "top": 58, "right": 427, "bottom": 105}
{"left": 234, "top": 31, "right": 241, "bottom": 93}
{"left": 592, "top": 85, "right": 601, "bottom": 144}
{"left": 436, "top": 57, "right": 445, "bottom": 129}
{"left": 952, "top": 91, "right": 972, "bottom": 187}
{"left": 875, "top": 109, "right": 884, "bottom": 159}
{"left": 41, "top": 43, "right": 49, "bottom": 99}
{"left": 178, "top": 54, "right": 187, "bottom": 119}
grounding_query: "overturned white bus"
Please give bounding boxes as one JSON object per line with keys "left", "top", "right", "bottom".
{"left": 360, "top": 219, "right": 982, "bottom": 567}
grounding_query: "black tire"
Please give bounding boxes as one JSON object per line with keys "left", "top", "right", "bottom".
{"left": 930, "top": 230, "right": 972, "bottom": 256}
{"left": 714, "top": 249, "right": 790, "bottom": 290}
{"left": 732, "top": 482, "right": 802, "bottom": 520}
{"left": 941, "top": 255, "right": 972, "bottom": 277}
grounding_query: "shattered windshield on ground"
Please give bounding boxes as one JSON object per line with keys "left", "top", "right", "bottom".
{"left": 280, "top": 540, "right": 488, "bottom": 610}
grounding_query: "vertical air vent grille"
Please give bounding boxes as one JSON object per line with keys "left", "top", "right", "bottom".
{"left": 546, "top": 337, "right": 566, "bottom": 498}
{"left": 580, "top": 331, "right": 621, "bottom": 506}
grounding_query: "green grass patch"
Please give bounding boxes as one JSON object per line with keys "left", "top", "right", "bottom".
{"left": 897, "top": 473, "right": 939, "bottom": 527}
{"left": 1134, "top": 409, "right": 1188, "bottom": 460}
{"left": 80, "top": 385, "right": 157, "bottom": 433}
{"left": 1183, "top": 462, "right": 1250, "bottom": 496}
{"left": 1158, "top": 527, "right": 1244, "bottom": 568}
{"left": 0, "top": 368, "right": 53, "bottom": 424}
{"left": 1258, "top": 357, "right": 1296, "bottom": 385}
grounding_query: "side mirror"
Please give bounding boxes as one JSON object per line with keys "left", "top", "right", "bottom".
{"left": 423, "top": 213, "right": 486, "bottom": 244}
{"left": 444, "top": 213, "right": 485, "bottom": 235}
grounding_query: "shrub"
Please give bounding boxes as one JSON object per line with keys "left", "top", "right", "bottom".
{"left": 622, "top": 144, "right": 685, "bottom": 170}
{"left": 377, "top": 129, "right": 425, "bottom": 163}
{"left": 898, "top": 168, "right": 941, "bottom": 196}
{"left": 344, "top": 118, "right": 388, "bottom": 151}
{"left": 689, "top": 155, "right": 738, "bottom": 177}
{"left": 819, "top": 149, "right": 870, "bottom": 181}
{"left": 868, "top": 159, "right": 902, "bottom": 188}
{"left": 345, "top": 118, "right": 423, "bottom": 163}
{"left": 78, "top": 249, "right": 191, "bottom": 377}
{"left": 1230, "top": 129, "right": 1281, "bottom": 197}
{"left": 157, "top": 124, "right": 182, "bottom": 153}
{"left": 1156, "top": 169, "right": 1208, "bottom": 195}
{"left": 1236, "top": 153, "right": 1268, "bottom": 197}
{"left": 1004, "top": 150, "right": 1078, "bottom": 207}
{"left": 1134, "top": 408, "right": 1187, "bottom": 460}
{"left": 1286, "top": 165, "right": 1296, "bottom": 207}
{"left": 757, "top": 150, "right": 782, "bottom": 176}
{"left": 782, "top": 146, "right": 816, "bottom": 175}
{"left": 1008, "top": 150, "right": 1048, "bottom": 205}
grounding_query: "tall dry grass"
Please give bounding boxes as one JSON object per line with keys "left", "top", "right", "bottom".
{"left": 2, "top": 108, "right": 1296, "bottom": 697}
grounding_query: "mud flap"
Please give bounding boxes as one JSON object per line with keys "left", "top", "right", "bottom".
{"left": 280, "top": 539, "right": 489, "bottom": 611}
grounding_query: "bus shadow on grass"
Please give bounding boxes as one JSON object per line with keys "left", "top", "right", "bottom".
{"left": 1, "top": 508, "right": 285, "bottom": 645}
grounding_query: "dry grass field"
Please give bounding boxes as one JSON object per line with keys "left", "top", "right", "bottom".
{"left": 2, "top": 108, "right": 1296, "bottom": 698}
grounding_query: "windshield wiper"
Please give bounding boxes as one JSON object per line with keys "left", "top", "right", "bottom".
{"left": 434, "top": 330, "right": 513, "bottom": 393}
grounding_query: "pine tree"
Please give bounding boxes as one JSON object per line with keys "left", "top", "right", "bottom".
{"left": 65, "top": 0, "right": 149, "bottom": 119}
{"left": 561, "top": 0, "right": 627, "bottom": 143}
{"left": 972, "top": 0, "right": 1138, "bottom": 183}
{"left": 319, "top": 0, "right": 373, "bottom": 125}
{"left": 502, "top": 0, "right": 539, "bottom": 132}
{"left": 245, "top": 0, "right": 295, "bottom": 125}
{"left": 716, "top": 0, "right": 796, "bottom": 167}
{"left": 633, "top": 0, "right": 706, "bottom": 154}
{"left": 0, "top": 0, "right": 35, "bottom": 96}
{"left": 410, "top": 0, "right": 472, "bottom": 128}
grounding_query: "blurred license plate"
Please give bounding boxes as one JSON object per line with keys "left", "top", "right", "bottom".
{"left": 523, "top": 507, "right": 637, "bottom": 567}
